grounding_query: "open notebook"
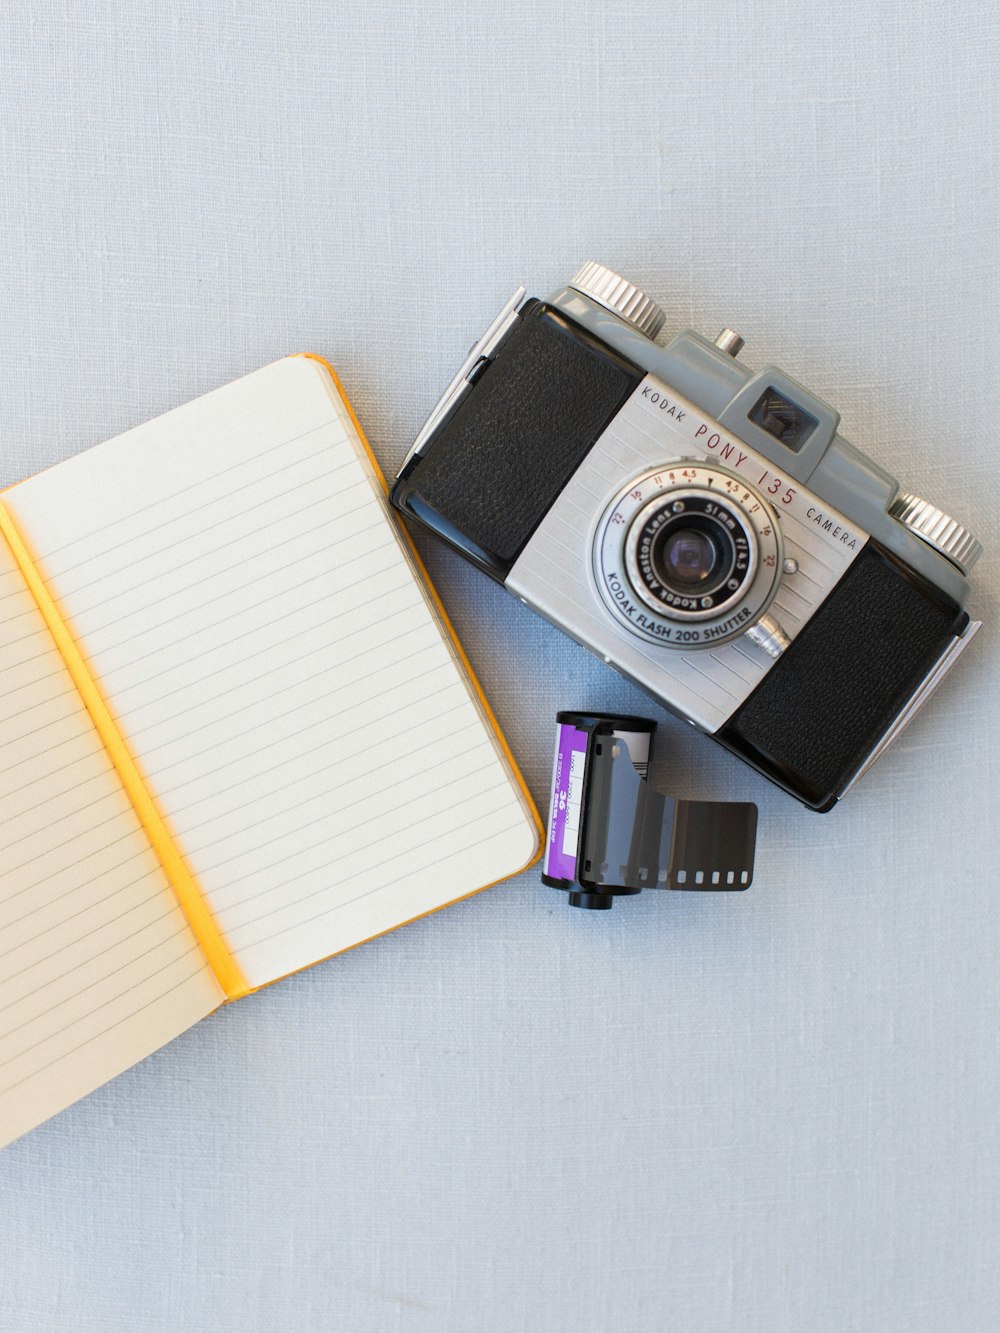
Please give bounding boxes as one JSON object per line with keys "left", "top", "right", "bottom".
{"left": 0, "top": 354, "right": 541, "bottom": 1148}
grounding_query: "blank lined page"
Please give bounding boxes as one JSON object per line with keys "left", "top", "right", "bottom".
{"left": 5, "top": 358, "right": 538, "bottom": 989}
{"left": 0, "top": 537, "right": 223, "bottom": 1149}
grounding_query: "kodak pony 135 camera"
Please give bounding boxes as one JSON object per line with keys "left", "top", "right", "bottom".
{"left": 391, "top": 263, "right": 982, "bottom": 811}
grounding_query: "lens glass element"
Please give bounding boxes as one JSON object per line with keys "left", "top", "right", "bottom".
{"left": 658, "top": 527, "right": 720, "bottom": 588}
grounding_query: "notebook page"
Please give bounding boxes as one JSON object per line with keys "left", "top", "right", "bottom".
{"left": 5, "top": 357, "right": 538, "bottom": 989}
{"left": 0, "top": 538, "right": 223, "bottom": 1150}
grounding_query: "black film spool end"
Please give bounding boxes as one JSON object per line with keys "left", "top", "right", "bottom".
{"left": 567, "top": 890, "right": 616, "bottom": 911}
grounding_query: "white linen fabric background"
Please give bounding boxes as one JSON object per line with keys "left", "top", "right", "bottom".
{"left": 1, "top": 2, "right": 998, "bottom": 1330}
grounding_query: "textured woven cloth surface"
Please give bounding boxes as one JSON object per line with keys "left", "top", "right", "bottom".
{"left": 1, "top": 3, "right": 998, "bottom": 1330}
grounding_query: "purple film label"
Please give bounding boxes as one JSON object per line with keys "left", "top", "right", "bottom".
{"left": 544, "top": 723, "right": 589, "bottom": 881}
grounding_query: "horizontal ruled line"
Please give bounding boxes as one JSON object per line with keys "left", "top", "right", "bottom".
{"left": 0, "top": 859, "right": 156, "bottom": 956}
{"left": 0, "top": 896, "right": 177, "bottom": 1000}
{"left": 51, "top": 446, "right": 357, "bottom": 604}
{"left": 78, "top": 513, "right": 385, "bottom": 660}
{"left": 0, "top": 783, "right": 122, "bottom": 857}
{"left": 214, "top": 771, "right": 509, "bottom": 925}
{"left": 0, "top": 960, "right": 205, "bottom": 1100}
{"left": 131, "top": 610, "right": 437, "bottom": 767}
{"left": 172, "top": 671, "right": 469, "bottom": 837}
{"left": 96, "top": 539, "right": 400, "bottom": 693}
{"left": 39, "top": 417, "right": 342, "bottom": 569}
{"left": 0, "top": 916, "right": 189, "bottom": 1036}
{"left": 149, "top": 638, "right": 445, "bottom": 796}
{"left": 70, "top": 478, "right": 369, "bottom": 628}
{"left": 235, "top": 812, "right": 525, "bottom": 953}
{"left": 198, "top": 711, "right": 485, "bottom": 880}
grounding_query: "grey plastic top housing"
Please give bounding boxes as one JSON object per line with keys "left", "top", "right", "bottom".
{"left": 548, "top": 283, "right": 972, "bottom": 609}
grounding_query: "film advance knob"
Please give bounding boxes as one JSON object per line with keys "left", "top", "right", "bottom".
{"left": 889, "top": 493, "right": 983, "bottom": 574}
{"left": 568, "top": 261, "right": 666, "bottom": 340}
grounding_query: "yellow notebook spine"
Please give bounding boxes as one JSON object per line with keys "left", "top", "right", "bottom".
{"left": 0, "top": 502, "right": 250, "bottom": 1002}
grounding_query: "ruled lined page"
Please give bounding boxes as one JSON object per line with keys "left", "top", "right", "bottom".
{"left": 6, "top": 357, "right": 538, "bottom": 989}
{"left": 0, "top": 539, "right": 223, "bottom": 1150}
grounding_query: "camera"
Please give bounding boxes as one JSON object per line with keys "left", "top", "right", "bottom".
{"left": 391, "top": 263, "right": 982, "bottom": 810}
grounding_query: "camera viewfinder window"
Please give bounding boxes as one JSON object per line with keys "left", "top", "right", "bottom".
{"left": 749, "top": 387, "right": 818, "bottom": 452}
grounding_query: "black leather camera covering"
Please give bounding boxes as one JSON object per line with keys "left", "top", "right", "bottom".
{"left": 718, "top": 543, "right": 967, "bottom": 809}
{"left": 398, "top": 303, "right": 641, "bottom": 575}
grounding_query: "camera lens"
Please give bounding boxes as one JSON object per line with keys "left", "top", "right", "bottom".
{"left": 596, "top": 465, "right": 785, "bottom": 648}
{"left": 625, "top": 493, "right": 754, "bottom": 620}
{"left": 656, "top": 525, "right": 722, "bottom": 590}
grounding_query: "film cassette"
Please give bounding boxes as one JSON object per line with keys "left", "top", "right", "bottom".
{"left": 543, "top": 712, "right": 758, "bottom": 910}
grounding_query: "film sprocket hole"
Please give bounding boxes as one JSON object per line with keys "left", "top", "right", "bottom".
{"left": 392, "top": 262, "right": 982, "bottom": 811}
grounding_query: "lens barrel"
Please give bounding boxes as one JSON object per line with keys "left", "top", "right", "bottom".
{"left": 627, "top": 492, "right": 754, "bottom": 620}
{"left": 594, "top": 463, "right": 785, "bottom": 650}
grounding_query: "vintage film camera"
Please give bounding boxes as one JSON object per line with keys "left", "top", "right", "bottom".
{"left": 391, "top": 263, "right": 982, "bottom": 810}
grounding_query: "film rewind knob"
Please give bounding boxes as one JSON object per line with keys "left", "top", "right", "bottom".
{"left": 568, "top": 262, "right": 666, "bottom": 341}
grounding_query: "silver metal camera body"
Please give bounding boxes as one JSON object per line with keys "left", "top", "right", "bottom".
{"left": 392, "top": 264, "right": 982, "bottom": 810}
